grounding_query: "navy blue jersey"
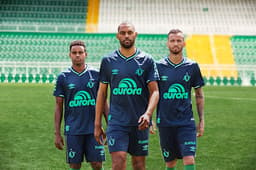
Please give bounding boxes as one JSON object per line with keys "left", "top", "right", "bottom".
{"left": 156, "top": 57, "right": 204, "bottom": 127}
{"left": 99, "top": 49, "right": 159, "bottom": 126}
{"left": 53, "top": 66, "right": 99, "bottom": 135}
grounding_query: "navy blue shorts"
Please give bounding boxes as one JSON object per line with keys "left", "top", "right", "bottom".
{"left": 106, "top": 125, "right": 149, "bottom": 156}
{"left": 158, "top": 125, "right": 196, "bottom": 162}
{"left": 65, "top": 134, "right": 105, "bottom": 164}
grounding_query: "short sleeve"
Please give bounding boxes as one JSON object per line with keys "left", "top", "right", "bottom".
{"left": 53, "top": 73, "right": 65, "bottom": 97}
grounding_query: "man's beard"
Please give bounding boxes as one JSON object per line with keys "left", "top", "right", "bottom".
{"left": 170, "top": 47, "right": 182, "bottom": 55}
{"left": 120, "top": 39, "right": 135, "bottom": 49}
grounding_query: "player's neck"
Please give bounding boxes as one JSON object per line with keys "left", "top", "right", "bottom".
{"left": 72, "top": 63, "right": 86, "bottom": 73}
{"left": 169, "top": 54, "right": 183, "bottom": 64}
{"left": 119, "top": 47, "right": 136, "bottom": 58}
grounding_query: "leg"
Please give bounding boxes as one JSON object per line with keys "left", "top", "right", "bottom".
{"left": 166, "top": 159, "right": 177, "bottom": 168}
{"left": 183, "top": 155, "right": 195, "bottom": 165}
{"left": 70, "top": 163, "right": 81, "bottom": 169}
{"left": 131, "top": 155, "right": 146, "bottom": 170}
{"left": 159, "top": 127, "right": 179, "bottom": 169}
{"left": 90, "top": 162, "right": 103, "bottom": 170}
{"left": 183, "top": 156, "right": 195, "bottom": 170}
{"left": 111, "top": 151, "right": 127, "bottom": 170}
{"left": 84, "top": 134, "right": 105, "bottom": 170}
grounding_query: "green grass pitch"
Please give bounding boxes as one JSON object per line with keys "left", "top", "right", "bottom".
{"left": 0, "top": 84, "right": 255, "bottom": 170}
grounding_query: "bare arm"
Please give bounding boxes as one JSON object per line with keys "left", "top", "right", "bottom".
{"left": 103, "top": 100, "right": 109, "bottom": 124}
{"left": 194, "top": 87, "right": 205, "bottom": 137}
{"left": 138, "top": 81, "right": 159, "bottom": 130}
{"left": 54, "top": 96, "right": 64, "bottom": 150}
{"left": 94, "top": 82, "right": 108, "bottom": 144}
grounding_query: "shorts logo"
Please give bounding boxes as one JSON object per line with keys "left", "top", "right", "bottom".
{"left": 163, "top": 83, "right": 188, "bottom": 99}
{"left": 68, "top": 149, "right": 76, "bottom": 159}
{"left": 69, "top": 91, "right": 95, "bottom": 107}
{"left": 162, "top": 149, "right": 169, "bottom": 158}
{"left": 108, "top": 137, "right": 115, "bottom": 146}
{"left": 113, "top": 78, "right": 142, "bottom": 95}
{"left": 142, "top": 145, "right": 148, "bottom": 151}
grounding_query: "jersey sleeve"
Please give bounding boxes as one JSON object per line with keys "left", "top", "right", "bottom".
{"left": 192, "top": 63, "right": 205, "bottom": 88}
{"left": 146, "top": 57, "right": 160, "bottom": 83}
{"left": 99, "top": 57, "right": 110, "bottom": 84}
{"left": 53, "top": 73, "right": 65, "bottom": 97}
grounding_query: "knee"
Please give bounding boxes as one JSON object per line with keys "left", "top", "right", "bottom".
{"left": 111, "top": 152, "right": 127, "bottom": 169}
{"left": 183, "top": 156, "right": 195, "bottom": 165}
{"left": 132, "top": 156, "right": 146, "bottom": 170}
{"left": 90, "top": 162, "right": 102, "bottom": 170}
{"left": 166, "top": 159, "right": 177, "bottom": 168}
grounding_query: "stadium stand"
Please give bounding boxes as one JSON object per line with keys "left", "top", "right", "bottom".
{"left": 0, "top": 0, "right": 87, "bottom": 32}
{"left": 97, "top": 0, "right": 256, "bottom": 35}
{"left": 0, "top": 0, "right": 256, "bottom": 85}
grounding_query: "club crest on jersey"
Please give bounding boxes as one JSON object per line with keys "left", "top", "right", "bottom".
{"left": 135, "top": 68, "right": 144, "bottom": 76}
{"left": 87, "top": 79, "right": 95, "bottom": 88}
{"left": 113, "top": 78, "right": 142, "bottom": 95}
{"left": 163, "top": 83, "right": 188, "bottom": 99}
{"left": 69, "top": 91, "right": 95, "bottom": 107}
{"left": 183, "top": 72, "right": 191, "bottom": 82}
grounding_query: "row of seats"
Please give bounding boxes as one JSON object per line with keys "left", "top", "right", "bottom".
{"left": 97, "top": 0, "right": 256, "bottom": 34}
{"left": 1, "top": 0, "right": 88, "bottom": 32}
{"left": 231, "top": 36, "right": 256, "bottom": 65}
{"left": 1, "top": 32, "right": 256, "bottom": 79}
{"left": 0, "top": 73, "right": 56, "bottom": 83}
{"left": 2, "top": 73, "right": 255, "bottom": 86}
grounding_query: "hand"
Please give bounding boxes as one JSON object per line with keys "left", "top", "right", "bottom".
{"left": 55, "top": 133, "right": 64, "bottom": 150}
{"left": 138, "top": 113, "right": 151, "bottom": 130}
{"left": 197, "top": 120, "right": 205, "bottom": 137}
{"left": 149, "top": 120, "right": 156, "bottom": 134}
{"left": 94, "top": 126, "right": 106, "bottom": 145}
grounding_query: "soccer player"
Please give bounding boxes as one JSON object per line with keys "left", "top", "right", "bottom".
{"left": 94, "top": 22, "right": 159, "bottom": 170}
{"left": 156, "top": 29, "right": 205, "bottom": 170}
{"left": 54, "top": 40, "right": 108, "bottom": 170}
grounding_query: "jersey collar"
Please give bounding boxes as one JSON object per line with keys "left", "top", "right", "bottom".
{"left": 166, "top": 57, "right": 185, "bottom": 68}
{"left": 69, "top": 64, "right": 88, "bottom": 76}
{"left": 117, "top": 49, "right": 139, "bottom": 61}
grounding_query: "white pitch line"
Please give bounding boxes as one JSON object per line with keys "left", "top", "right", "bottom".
{"left": 206, "top": 95, "right": 256, "bottom": 101}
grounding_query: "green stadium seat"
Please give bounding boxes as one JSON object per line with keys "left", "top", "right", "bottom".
{"left": 7, "top": 73, "right": 13, "bottom": 83}
{"left": 42, "top": 74, "right": 48, "bottom": 83}
{"left": 236, "top": 77, "right": 242, "bottom": 86}
{"left": 229, "top": 77, "right": 235, "bottom": 85}
{"left": 21, "top": 74, "right": 27, "bottom": 83}
{"left": 35, "top": 74, "right": 41, "bottom": 83}
{"left": 14, "top": 74, "right": 20, "bottom": 83}
{"left": 209, "top": 76, "right": 215, "bottom": 85}
{"left": 222, "top": 77, "right": 229, "bottom": 85}
{"left": 48, "top": 74, "right": 55, "bottom": 83}
{"left": 216, "top": 77, "right": 222, "bottom": 85}
{"left": 28, "top": 74, "right": 34, "bottom": 83}
{"left": 250, "top": 77, "right": 255, "bottom": 86}
{"left": 1, "top": 73, "right": 6, "bottom": 83}
{"left": 203, "top": 77, "right": 208, "bottom": 85}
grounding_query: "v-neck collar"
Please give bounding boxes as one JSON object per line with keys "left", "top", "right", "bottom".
{"left": 166, "top": 57, "right": 185, "bottom": 68}
{"left": 70, "top": 65, "right": 88, "bottom": 76}
{"left": 117, "top": 49, "right": 139, "bottom": 61}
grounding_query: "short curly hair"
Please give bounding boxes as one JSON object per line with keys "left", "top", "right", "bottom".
{"left": 69, "top": 40, "right": 86, "bottom": 51}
